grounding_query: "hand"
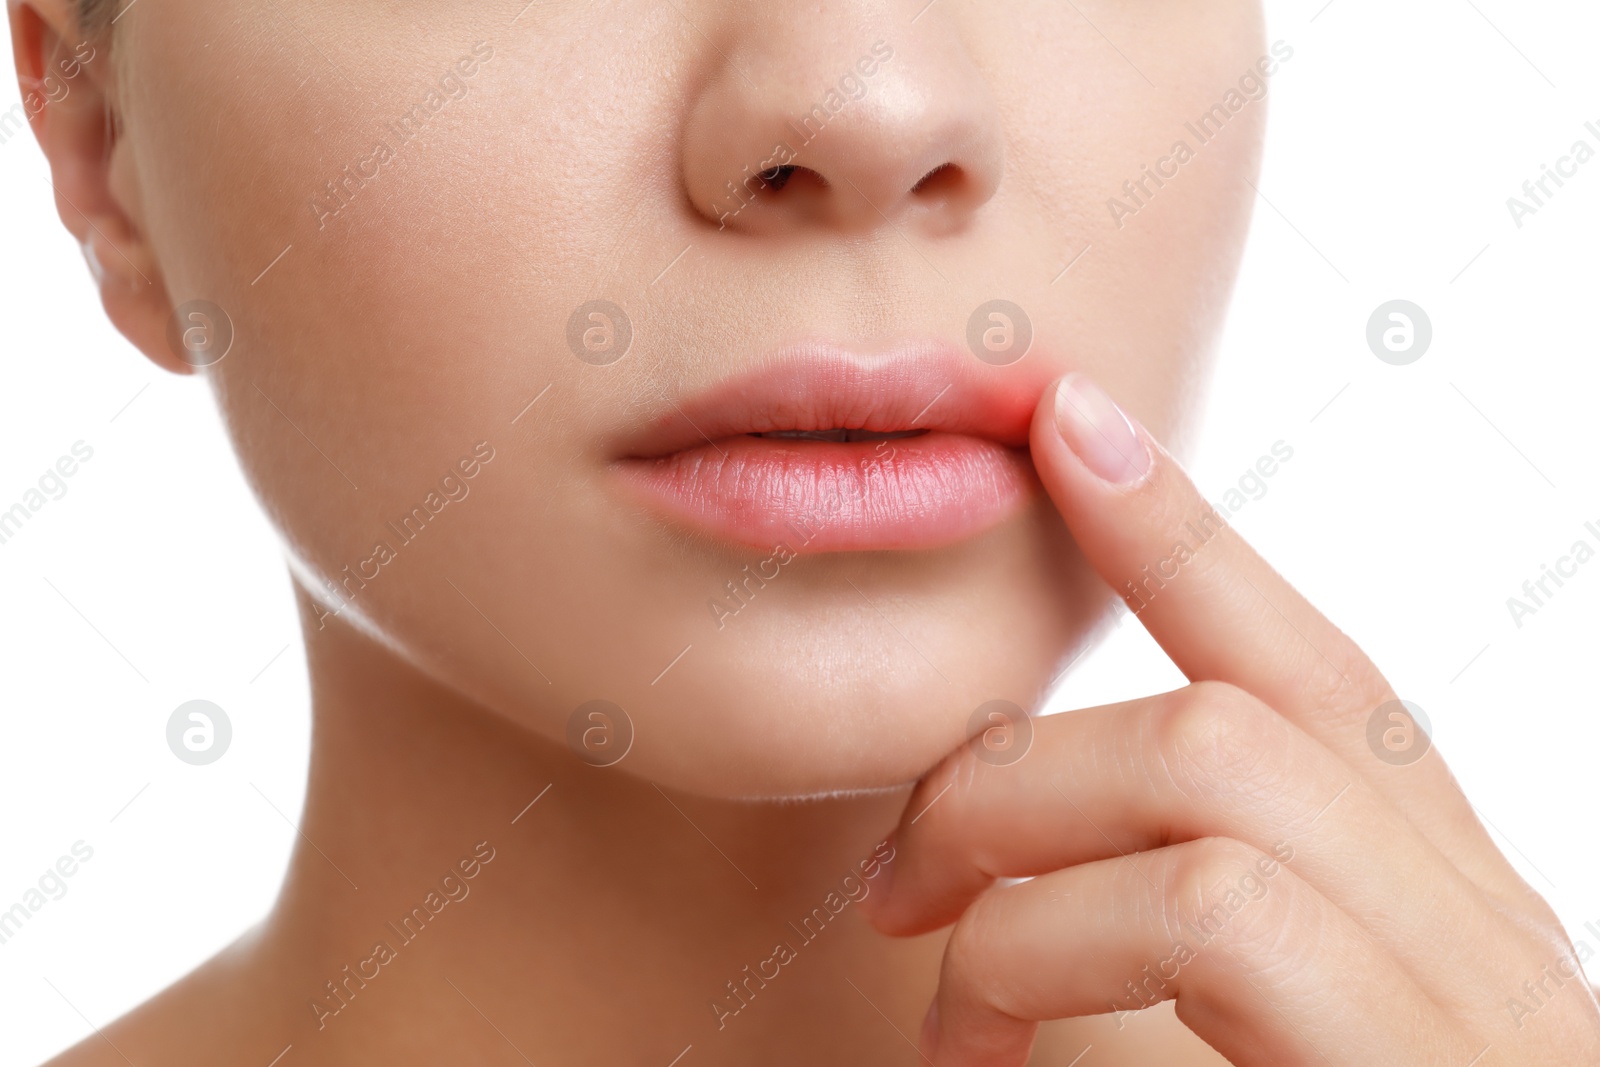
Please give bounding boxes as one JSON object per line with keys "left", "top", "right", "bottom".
{"left": 860, "top": 374, "right": 1600, "bottom": 1066}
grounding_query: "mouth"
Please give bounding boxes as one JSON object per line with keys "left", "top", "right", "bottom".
{"left": 748, "top": 428, "right": 930, "bottom": 442}
{"left": 612, "top": 341, "right": 1048, "bottom": 552}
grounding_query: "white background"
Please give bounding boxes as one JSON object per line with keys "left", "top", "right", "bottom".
{"left": 2, "top": 1, "right": 1597, "bottom": 1062}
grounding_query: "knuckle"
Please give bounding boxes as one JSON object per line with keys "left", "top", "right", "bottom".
{"left": 1165, "top": 836, "right": 1262, "bottom": 917}
{"left": 1288, "top": 626, "right": 1392, "bottom": 726}
{"left": 1161, "top": 837, "right": 1304, "bottom": 972}
{"left": 1154, "top": 682, "right": 1289, "bottom": 804}
{"left": 1498, "top": 889, "right": 1567, "bottom": 944}
{"left": 942, "top": 890, "right": 1021, "bottom": 1017}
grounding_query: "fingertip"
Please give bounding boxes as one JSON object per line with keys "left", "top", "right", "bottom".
{"left": 858, "top": 882, "right": 920, "bottom": 939}
{"left": 859, "top": 863, "right": 956, "bottom": 940}
{"left": 1032, "top": 373, "right": 1153, "bottom": 489}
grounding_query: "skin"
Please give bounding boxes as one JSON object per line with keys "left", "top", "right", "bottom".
{"left": 11, "top": 0, "right": 1597, "bottom": 1063}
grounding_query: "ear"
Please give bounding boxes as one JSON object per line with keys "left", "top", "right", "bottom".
{"left": 9, "top": 0, "right": 192, "bottom": 375}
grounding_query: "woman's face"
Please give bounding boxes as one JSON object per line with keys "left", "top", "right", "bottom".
{"left": 100, "top": 0, "right": 1265, "bottom": 796}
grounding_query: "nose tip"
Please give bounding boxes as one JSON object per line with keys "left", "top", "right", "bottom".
{"left": 681, "top": 29, "right": 1004, "bottom": 237}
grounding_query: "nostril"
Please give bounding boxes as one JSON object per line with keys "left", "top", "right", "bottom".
{"left": 711, "top": 163, "right": 833, "bottom": 231}
{"left": 911, "top": 163, "right": 964, "bottom": 199}
{"left": 758, "top": 164, "right": 827, "bottom": 195}
{"left": 759, "top": 164, "right": 796, "bottom": 192}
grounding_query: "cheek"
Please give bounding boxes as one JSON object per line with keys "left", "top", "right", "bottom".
{"left": 990, "top": 0, "right": 1266, "bottom": 440}
{"left": 123, "top": 6, "right": 670, "bottom": 597}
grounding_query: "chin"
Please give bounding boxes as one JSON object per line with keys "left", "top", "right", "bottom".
{"left": 609, "top": 585, "right": 1106, "bottom": 800}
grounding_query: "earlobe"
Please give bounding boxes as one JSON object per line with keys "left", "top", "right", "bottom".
{"left": 81, "top": 208, "right": 180, "bottom": 371}
{"left": 10, "top": 0, "right": 188, "bottom": 374}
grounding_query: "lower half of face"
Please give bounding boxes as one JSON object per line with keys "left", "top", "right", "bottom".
{"left": 126, "top": 0, "right": 1266, "bottom": 796}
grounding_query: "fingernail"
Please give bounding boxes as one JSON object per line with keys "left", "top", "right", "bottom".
{"left": 919, "top": 1000, "right": 941, "bottom": 1059}
{"left": 82, "top": 238, "right": 105, "bottom": 285}
{"left": 1053, "top": 374, "right": 1151, "bottom": 485}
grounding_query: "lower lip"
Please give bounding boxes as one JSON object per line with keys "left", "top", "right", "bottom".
{"left": 617, "top": 433, "right": 1037, "bottom": 552}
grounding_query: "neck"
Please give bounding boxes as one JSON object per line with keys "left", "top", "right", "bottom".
{"left": 255, "top": 586, "right": 942, "bottom": 1066}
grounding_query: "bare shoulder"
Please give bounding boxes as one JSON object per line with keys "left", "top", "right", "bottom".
{"left": 37, "top": 922, "right": 297, "bottom": 1067}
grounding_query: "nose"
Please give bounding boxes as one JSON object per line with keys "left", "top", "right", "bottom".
{"left": 680, "top": 8, "right": 1005, "bottom": 237}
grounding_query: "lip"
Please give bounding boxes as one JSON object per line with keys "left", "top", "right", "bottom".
{"left": 611, "top": 340, "right": 1047, "bottom": 552}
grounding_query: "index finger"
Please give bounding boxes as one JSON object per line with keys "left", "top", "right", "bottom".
{"left": 1030, "top": 373, "right": 1505, "bottom": 885}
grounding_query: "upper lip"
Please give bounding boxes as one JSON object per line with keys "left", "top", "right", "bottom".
{"left": 614, "top": 339, "right": 1047, "bottom": 459}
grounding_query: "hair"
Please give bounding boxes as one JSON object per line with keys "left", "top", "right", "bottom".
{"left": 78, "top": 0, "right": 115, "bottom": 33}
